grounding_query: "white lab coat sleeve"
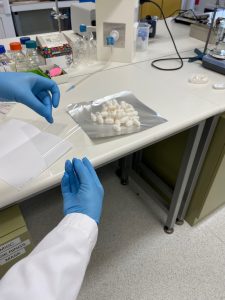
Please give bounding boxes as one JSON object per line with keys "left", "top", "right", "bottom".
{"left": 0, "top": 213, "right": 98, "bottom": 300}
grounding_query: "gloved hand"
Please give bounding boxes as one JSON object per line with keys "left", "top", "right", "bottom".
{"left": 0, "top": 72, "right": 60, "bottom": 123}
{"left": 61, "top": 157, "right": 104, "bottom": 224}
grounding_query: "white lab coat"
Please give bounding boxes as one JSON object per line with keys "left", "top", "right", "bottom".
{"left": 0, "top": 213, "right": 98, "bottom": 300}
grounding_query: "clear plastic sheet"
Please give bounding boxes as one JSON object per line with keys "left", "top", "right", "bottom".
{"left": 67, "top": 91, "right": 167, "bottom": 139}
{"left": 0, "top": 102, "right": 15, "bottom": 116}
{"left": 0, "top": 119, "right": 75, "bottom": 188}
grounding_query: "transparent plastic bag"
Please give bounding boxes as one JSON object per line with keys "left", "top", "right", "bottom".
{"left": 67, "top": 91, "right": 167, "bottom": 139}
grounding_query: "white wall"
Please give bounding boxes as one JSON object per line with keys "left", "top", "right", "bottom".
{"left": 197, "top": 0, "right": 225, "bottom": 12}
{"left": 182, "top": 0, "right": 225, "bottom": 12}
{"left": 0, "top": 17, "right": 5, "bottom": 38}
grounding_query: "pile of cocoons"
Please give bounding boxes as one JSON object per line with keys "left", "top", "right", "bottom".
{"left": 91, "top": 99, "right": 141, "bottom": 132}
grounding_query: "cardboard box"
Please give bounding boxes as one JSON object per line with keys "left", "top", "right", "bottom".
{"left": 0, "top": 205, "right": 33, "bottom": 278}
{"left": 45, "top": 55, "right": 72, "bottom": 70}
{"left": 36, "top": 32, "right": 73, "bottom": 69}
{"left": 39, "top": 64, "right": 69, "bottom": 85}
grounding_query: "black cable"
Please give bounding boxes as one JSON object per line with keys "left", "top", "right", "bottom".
{"left": 179, "top": 9, "right": 199, "bottom": 21}
{"left": 166, "top": 9, "right": 186, "bottom": 18}
{"left": 141, "top": 0, "right": 183, "bottom": 70}
{"left": 140, "top": 0, "right": 197, "bottom": 71}
{"left": 167, "top": 8, "right": 198, "bottom": 20}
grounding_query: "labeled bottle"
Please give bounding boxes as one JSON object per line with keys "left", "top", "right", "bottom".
{"left": 0, "top": 45, "right": 16, "bottom": 72}
{"left": 87, "top": 31, "right": 97, "bottom": 63}
{"left": 10, "top": 42, "right": 28, "bottom": 72}
{"left": 25, "top": 40, "right": 41, "bottom": 69}
{"left": 78, "top": 35, "right": 89, "bottom": 65}
{"left": 79, "top": 24, "right": 96, "bottom": 65}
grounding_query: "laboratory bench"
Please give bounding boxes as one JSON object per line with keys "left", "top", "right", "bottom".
{"left": 0, "top": 20, "right": 225, "bottom": 233}
{"left": 0, "top": 19, "right": 206, "bottom": 77}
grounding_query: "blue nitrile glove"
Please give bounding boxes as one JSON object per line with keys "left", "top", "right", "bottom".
{"left": 61, "top": 157, "right": 104, "bottom": 224}
{"left": 0, "top": 72, "right": 60, "bottom": 123}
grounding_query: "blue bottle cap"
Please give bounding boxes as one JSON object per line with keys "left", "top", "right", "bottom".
{"left": 79, "top": 0, "right": 95, "bottom": 2}
{"left": 106, "top": 36, "right": 115, "bottom": 46}
{"left": 25, "top": 40, "right": 37, "bottom": 49}
{"left": 0, "top": 45, "right": 6, "bottom": 54}
{"left": 20, "top": 37, "right": 31, "bottom": 45}
{"left": 80, "top": 24, "right": 87, "bottom": 33}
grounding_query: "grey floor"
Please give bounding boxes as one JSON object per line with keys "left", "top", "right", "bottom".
{"left": 20, "top": 164, "right": 225, "bottom": 300}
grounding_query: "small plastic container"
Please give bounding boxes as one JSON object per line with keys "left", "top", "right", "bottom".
{"left": 142, "top": 15, "right": 157, "bottom": 38}
{"left": 10, "top": 42, "right": 28, "bottom": 72}
{"left": 136, "top": 23, "right": 150, "bottom": 52}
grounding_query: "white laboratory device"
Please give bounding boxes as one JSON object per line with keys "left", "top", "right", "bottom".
{"left": 96, "top": 0, "right": 139, "bottom": 63}
{"left": 71, "top": 2, "right": 96, "bottom": 34}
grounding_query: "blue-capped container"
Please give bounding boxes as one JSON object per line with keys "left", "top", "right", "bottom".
{"left": 0, "top": 45, "right": 15, "bottom": 72}
{"left": 20, "top": 37, "right": 31, "bottom": 51}
{"left": 136, "top": 23, "right": 150, "bottom": 52}
{"left": 25, "top": 40, "right": 37, "bottom": 49}
{"left": 0, "top": 45, "right": 6, "bottom": 54}
{"left": 25, "top": 40, "right": 41, "bottom": 69}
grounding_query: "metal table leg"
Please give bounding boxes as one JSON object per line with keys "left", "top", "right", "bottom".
{"left": 164, "top": 121, "right": 206, "bottom": 234}
{"left": 176, "top": 116, "right": 219, "bottom": 222}
{"left": 127, "top": 116, "right": 220, "bottom": 234}
{"left": 117, "top": 155, "right": 133, "bottom": 185}
{"left": 133, "top": 151, "right": 143, "bottom": 172}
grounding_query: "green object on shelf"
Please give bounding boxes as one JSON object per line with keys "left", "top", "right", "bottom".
{"left": 26, "top": 69, "right": 50, "bottom": 79}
